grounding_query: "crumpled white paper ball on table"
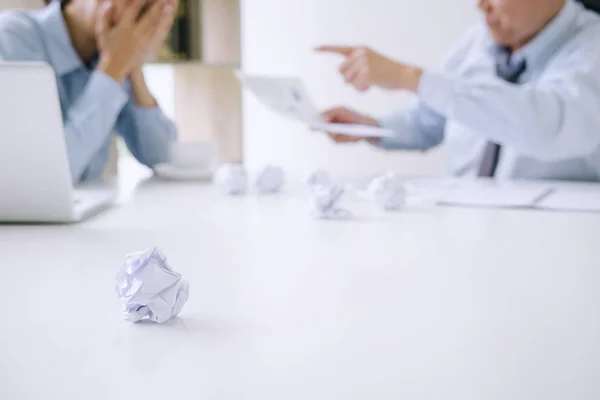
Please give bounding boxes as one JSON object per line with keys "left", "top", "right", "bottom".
{"left": 305, "top": 169, "right": 332, "bottom": 188}
{"left": 255, "top": 165, "right": 285, "bottom": 194}
{"left": 368, "top": 172, "right": 407, "bottom": 211}
{"left": 310, "top": 184, "right": 351, "bottom": 220}
{"left": 214, "top": 163, "right": 248, "bottom": 195}
{"left": 115, "top": 247, "right": 189, "bottom": 324}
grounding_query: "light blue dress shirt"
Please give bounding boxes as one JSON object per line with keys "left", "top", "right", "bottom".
{"left": 0, "top": 2, "right": 177, "bottom": 183}
{"left": 377, "top": 0, "right": 600, "bottom": 182}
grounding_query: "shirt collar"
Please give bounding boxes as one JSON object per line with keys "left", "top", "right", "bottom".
{"left": 35, "top": 1, "right": 84, "bottom": 76}
{"left": 487, "top": 0, "right": 580, "bottom": 70}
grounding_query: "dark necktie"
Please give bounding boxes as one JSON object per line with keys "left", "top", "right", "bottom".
{"left": 477, "top": 50, "right": 527, "bottom": 178}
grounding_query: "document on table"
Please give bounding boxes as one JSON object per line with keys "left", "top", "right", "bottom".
{"left": 436, "top": 185, "right": 554, "bottom": 208}
{"left": 235, "top": 71, "right": 396, "bottom": 138}
{"left": 393, "top": 178, "right": 600, "bottom": 212}
{"left": 537, "top": 187, "right": 600, "bottom": 212}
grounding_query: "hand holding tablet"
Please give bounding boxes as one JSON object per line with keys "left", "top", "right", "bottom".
{"left": 235, "top": 72, "right": 395, "bottom": 139}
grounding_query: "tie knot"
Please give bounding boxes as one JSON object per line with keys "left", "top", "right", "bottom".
{"left": 495, "top": 48, "right": 527, "bottom": 84}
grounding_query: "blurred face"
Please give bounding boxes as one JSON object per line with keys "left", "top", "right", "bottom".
{"left": 478, "top": 0, "right": 564, "bottom": 49}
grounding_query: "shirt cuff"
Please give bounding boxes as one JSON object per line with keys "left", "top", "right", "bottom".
{"left": 89, "top": 71, "right": 129, "bottom": 111}
{"left": 370, "top": 115, "right": 399, "bottom": 149}
{"left": 417, "top": 70, "right": 457, "bottom": 117}
{"left": 132, "top": 105, "right": 162, "bottom": 118}
{"left": 132, "top": 106, "right": 178, "bottom": 141}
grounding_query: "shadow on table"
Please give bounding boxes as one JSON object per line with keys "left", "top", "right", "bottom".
{"left": 133, "top": 315, "right": 239, "bottom": 336}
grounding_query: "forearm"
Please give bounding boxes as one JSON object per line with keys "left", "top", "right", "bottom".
{"left": 416, "top": 71, "right": 600, "bottom": 160}
{"left": 121, "top": 68, "right": 177, "bottom": 166}
{"left": 129, "top": 68, "right": 157, "bottom": 107}
{"left": 371, "top": 103, "right": 445, "bottom": 151}
{"left": 389, "top": 64, "right": 424, "bottom": 94}
{"left": 64, "top": 72, "right": 128, "bottom": 183}
{"left": 122, "top": 106, "right": 177, "bottom": 168}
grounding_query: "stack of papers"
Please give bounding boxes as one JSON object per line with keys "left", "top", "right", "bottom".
{"left": 436, "top": 186, "right": 553, "bottom": 209}
{"left": 403, "top": 179, "right": 600, "bottom": 213}
{"left": 235, "top": 72, "right": 395, "bottom": 138}
{"left": 538, "top": 188, "right": 600, "bottom": 212}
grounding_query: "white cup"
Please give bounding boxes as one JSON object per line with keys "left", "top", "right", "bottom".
{"left": 168, "top": 142, "right": 216, "bottom": 169}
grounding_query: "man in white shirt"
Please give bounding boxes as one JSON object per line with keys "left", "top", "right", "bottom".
{"left": 318, "top": 0, "right": 600, "bottom": 182}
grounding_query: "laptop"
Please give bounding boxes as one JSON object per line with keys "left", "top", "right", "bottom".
{"left": 0, "top": 62, "right": 115, "bottom": 223}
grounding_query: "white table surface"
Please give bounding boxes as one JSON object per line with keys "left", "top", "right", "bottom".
{"left": 1, "top": 174, "right": 600, "bottom": 400}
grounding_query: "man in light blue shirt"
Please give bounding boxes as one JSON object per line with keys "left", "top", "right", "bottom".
{"left": 318, "top": 0, "right": 600, "bottom": 182}
{"left": 0, "top": 0, "right": 178, "bottom": 183}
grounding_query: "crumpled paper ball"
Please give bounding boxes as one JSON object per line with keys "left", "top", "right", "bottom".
{"left": 115, "top": 247, "right": 189, "bottom": 324}
{"left": 305, "top": 169, "right": 332, "bottom": 188}
{"left": 255, "top": 165, "right": 285, "bottom": 194}
{"left": 214, "top": 163, "right": 248, "bottom": 195}
{"left": 310, "top": 184, "right": 351, "bottom": 220}
{"left": 368, "top": 172, "right": 407, "bottom": 211}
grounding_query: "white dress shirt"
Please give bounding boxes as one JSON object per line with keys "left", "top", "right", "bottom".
{"left": 0, "top": 2, "right": 177, "bottom": 184}
{"left": 377, "top": 0, "right": 600, "bottom": 182}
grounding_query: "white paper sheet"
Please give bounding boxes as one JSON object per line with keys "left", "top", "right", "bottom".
{"left": 368, "top": 172, "right": 407, "bottom": 211}
{"left": 255, "top": 165, "right": 285, "bottom": 194}
{"left": 214, "top": 163, "right": 248, "bottom": 196}
{"left": 436, "top": 186, "right": 553, "bottom": 209}
{"left": 310, "top": 184, "right": 351, "bottom": 220}
{"left": 537, "top": 188, "right": 600, "bottom": 212}
{"left": 236, "top": 71, "right": 395, "bottom": 138}
{"left": 115, "top": 247, "right": 189, "bottom": 324}
{"left": 309, "top": 122, "right": 395, "bottom": 137}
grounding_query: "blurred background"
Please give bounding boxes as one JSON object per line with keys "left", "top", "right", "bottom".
{"left": 0, "top": 0, "right": 480, "bottom": 178}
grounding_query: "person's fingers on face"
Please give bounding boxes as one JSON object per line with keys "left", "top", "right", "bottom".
{"left": 139, "top": 0, "right": 167, "bottom": 35}
{"left": 157, "top": 0, "right": 176, "bottom": 33}
{"left": 94, "top": 0, "right": 105, "bottom": 18}
{"left": 121, "top": 0, "right": 147, "bottom": 25}
{"left": 165, "top": 0, "right": 178, "bottom": 11}
{"left": 109, "top": 0, "right": 125, "bottom": 24}
{"left": 95, "top": 0, "right": 113, "bottom": 38}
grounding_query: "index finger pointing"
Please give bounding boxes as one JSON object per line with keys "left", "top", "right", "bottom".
{"left": 315, "top": 45, "right": 355, "bottom": 57}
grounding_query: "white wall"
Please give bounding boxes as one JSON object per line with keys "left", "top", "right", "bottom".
{"left": 241, "top": 0, "right": 479, "bottom": 178}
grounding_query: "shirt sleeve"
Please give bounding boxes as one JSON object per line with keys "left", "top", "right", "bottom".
{"left": 117, "top": 103, "right": 177, "bottom": 169}
{"left": 373, "top": 103, "right": 446, "bottom": 151}
{"left": 0, "top": 25, "right": 128, "bottom": 183}
{"left": 62, "top": 72, "right": 128, "bottom": 182}
{"left": 417, "top": 40, "right": 600, "bottom": 161}
{"left": 370, "top": 25, "right": 480, "bottom": 152}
